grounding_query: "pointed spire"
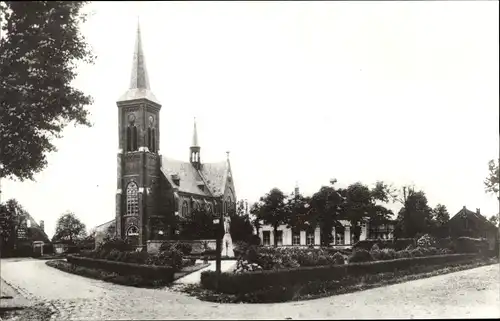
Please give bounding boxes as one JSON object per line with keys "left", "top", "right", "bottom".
{"left": 130, "top": 20, "right": 150, "bottom": 90}
{"left": 192, "top": 117, "right": 199, "bottom": 147}
{"left": 117, "top": 19, "right": 160, "bottom": 104}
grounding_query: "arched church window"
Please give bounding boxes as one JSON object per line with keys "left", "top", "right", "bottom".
{"left": 126, "top": 182, "right": 139, "bottom": 216}
{"left": 223, "top": 201, "right": 227, "bottom": 214}
{"left": 147, "top": 128, "right": 152, "bottom": 152}
{"left": 182, "top": 201, "right": 188, "bottom": 216}
{"left": 152, "top": 128, "right": 156, "bottom": 153}
{"left": 132, "top": 126, "right": 138, "bottom": 151}
{"left": 126, "top": 225, "right": 139, "bottom": 236}
{"left": 127, "top": 127, "right": 132, "bottom": 151}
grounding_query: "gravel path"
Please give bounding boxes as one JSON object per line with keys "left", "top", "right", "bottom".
{"left": 1, "top": 258, "right": 499, "bottom": 320}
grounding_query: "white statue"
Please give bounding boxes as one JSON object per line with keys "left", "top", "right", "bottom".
{"left": 224, "top": 215, "right": 230, "bottom": 234}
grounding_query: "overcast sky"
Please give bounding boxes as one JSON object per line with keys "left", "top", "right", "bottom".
{"left": 2, "top": 1, "right": 499, "bottom": 238}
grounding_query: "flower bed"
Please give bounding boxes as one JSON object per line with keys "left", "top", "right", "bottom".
{"left": 200, "top": 253, "right": 481, "bottom": 302}
{"left": 78, "top": 239, "right": 195, "bottom": 270}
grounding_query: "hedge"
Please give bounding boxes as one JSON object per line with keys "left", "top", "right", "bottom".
{"left": 67, "top": 255, "right": 175, "bottom": 282}
{"left": 353, "top": 238, "right": 415, "bottom": 251}
{"left": 201, "top": 253, "right": 477, "bottom": 295}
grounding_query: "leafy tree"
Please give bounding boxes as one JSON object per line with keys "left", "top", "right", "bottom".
{"left": 488, "top": 215, "right": 499, "bottom": 227}
{"left": 255, "top": 188, "right": 289, "bottom": 247}
{"left": 484, "top": 158, "right": 499, "bottom": 201}
{"left": 228, "top": 200, "right": 254, "bottom": 242}
{"left": 179, "top": 207, "right": 217, "bottom": 240}
{"left": 0, "top": 1, "right": 95, "bottom": 181}
{"left": 308, "top": 181, "right": 344, "bottom": 246}
{"left": 249, "top": 202, "right": 262, "bottom": 235}
{"left": 432, "top": 204, "right": 450, "bottom": 226}
{"left": 0, "top": 199, "right": 30, "bottom": 255}
{"left": 341, "top": 182, "right": 393, "bottom": 243}
{"left": 285, "top": 191, "right": 311, "bottom": 231}
{"left": 52, "top": 211, "right": 87, "bottom": 243}
{"left": 431, "top": 204, "right": 450, "bottom": 237}
{"left": 394, "top": 187, "right": 434, "bottom": 238}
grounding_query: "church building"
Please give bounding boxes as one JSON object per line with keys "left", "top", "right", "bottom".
{"left": 98, "top": 23, "right": 237, "bottom": 250}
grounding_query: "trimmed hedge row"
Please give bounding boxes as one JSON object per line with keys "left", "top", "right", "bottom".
{"left": 201, "top": 253, "right": 477, "bottom": 295}
{"left": 67, "top": 255, "right": 175, "bottom": 282}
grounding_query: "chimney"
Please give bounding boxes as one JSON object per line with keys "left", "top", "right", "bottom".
{"left": 476, "top": 208, "right": 480, "bottom": 215}
{"left": 40, "top": 220, "right": 44, "bottom": 232}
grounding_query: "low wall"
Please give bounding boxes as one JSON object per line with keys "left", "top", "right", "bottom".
{"left": 147, "top": 239, "right": 217, "bottom": 254}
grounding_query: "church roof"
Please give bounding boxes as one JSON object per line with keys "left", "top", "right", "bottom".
{"left": 161, "top": 156, "right": 228, "bottom": 197}
{"left": 117, "top": 21, "right": 160, "bottom": 105}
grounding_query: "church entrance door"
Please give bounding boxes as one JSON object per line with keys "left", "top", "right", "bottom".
{"left": 126, "top": 226, "right": 139, "bottom": 247}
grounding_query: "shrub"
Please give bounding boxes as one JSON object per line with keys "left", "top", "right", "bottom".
{"left": 98, "top": 237, "right": 134, "bottom": 253}
{"left": 416, "top": 234, "right": 436, "bottom": 248}
{"left": 332, "top": 252, "right": 345, "bottom": 265}
{"left": 396, "top": 249, "right": 411, "bottom": 259}
{"left": 371, "top": 243, "right": 380, "bottom": 251}
{"left": 353, "top": 238, "right": 415, "bottom": 251}
{"left": 348, "top": 249, "right": 373, "bottom": 263}
{"left": 453, "top": 237, "right": 489, "bottom": 254}
{"left": 410, "top": 248, "right": 424, "bottom": 258}
{"left": 160, "top": 241, "right": 192, "bottom": 255}
{"left": 379, "top": 248, "right": 396, "bottom": 260}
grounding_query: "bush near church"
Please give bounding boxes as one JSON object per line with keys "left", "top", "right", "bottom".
{"left": 74, "top": 238, "right": 194, "bottom": 276}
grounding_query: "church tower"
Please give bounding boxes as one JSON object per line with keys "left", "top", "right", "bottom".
{"left": 116, "top": 22, "right": 162, "bottom": 248}
{"left": 190, "top": 118, "right": 201, "bottom": 170}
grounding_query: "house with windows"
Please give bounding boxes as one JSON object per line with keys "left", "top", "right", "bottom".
{"left": 446, "top": 206, "right": 499, "bottom": 251}
{"left": 258, "top": 219, "right": 395, "bottom": 248}
{"left": 257, "top": 186, "right": 395, "bottom": 248}
{"left": 94, "top": 22, "right": 236, "bottom": 251}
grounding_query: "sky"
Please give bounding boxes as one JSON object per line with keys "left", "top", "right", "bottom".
{"left": 2, "top": 1, "right": 499, "bottom": 239}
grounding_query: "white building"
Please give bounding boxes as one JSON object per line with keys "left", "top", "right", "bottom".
{"left": 258, "top": 219, "right": 395, "bottom": 249}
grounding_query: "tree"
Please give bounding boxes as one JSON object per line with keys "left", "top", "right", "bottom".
{"left": 52, "top": 211, "right": 87, "bottom": 243}
{"left": 228, "top": 200, "right": 254, "bottom": 242}
{"left": 394, "top": 187, "right": 434, "bottom": 238}
{"left": 341, "top": 182, "right": 393, "bottom": 243}
{"left": 0, "top": 199, "right": 29, "bottom": 256}
{"left": 285, "top": 191, "right": 311, "bottom": 231}
{"left": 432, "top": 204, "right": 450, "bottom": 226}
{"left": 308, "top": 181, "right": 344, "bottom": 246}
{"left": 484, "top": 158, "right": 499, "bottom": 201}
{"left": 179, "top": 207, "right": 217, "bottom": 240}
{"left": 488, "top": 215, "right": 499, "bottom": 227}
{"left": 431, "top": 204, "right": 450, "bottom": 237}
{"left": 0, "top": 1, "right": 95, "bottom": 181}
{"left": 255, "top": 188, "right": 289, "bottom": 247}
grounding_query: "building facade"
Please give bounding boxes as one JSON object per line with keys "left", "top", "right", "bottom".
{"left": 447, "top": 206, "right": 498, "bottom": 251}
{"left": 258, "top": 219, "right": 395, "bottom": 249}
{"left": 99, "top": 23, "right": 236, "bottom": 249}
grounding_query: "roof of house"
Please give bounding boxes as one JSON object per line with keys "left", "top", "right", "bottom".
{"left": 24, "top": 213, "right": 50, "bottom": 243}
{"left": 161, "top": 156, "right": 228, "bottom": 197}
{"left": 449, "top": 206, "right": 497, "bottom": 230}
{"left": 94, "top": 219, "right": 115, "bottom": 234}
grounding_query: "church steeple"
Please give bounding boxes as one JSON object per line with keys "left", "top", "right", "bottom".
{"left": 190, "top": 118, "right": 201, "bottom": 169}
{"left": 118, "top": 20, "right": 160, "bottom": 104}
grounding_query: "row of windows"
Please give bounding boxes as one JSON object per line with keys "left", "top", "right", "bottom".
{"left": 126, "top": 126, "right": 157, "bottom": 152}
{"left": 180, "top": 199, "right": 235, "bottom": 216}
{"left": 262, "top": 230, "right": 316, "bottom": 246}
